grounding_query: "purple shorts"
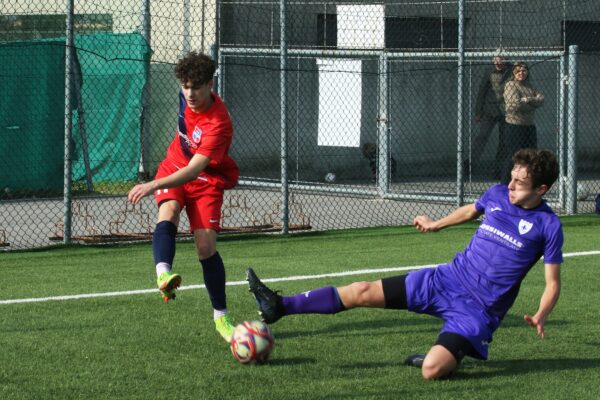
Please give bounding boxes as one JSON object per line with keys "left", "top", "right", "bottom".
{"left": 405, "top": 266, "right": 502, "bottom": 360}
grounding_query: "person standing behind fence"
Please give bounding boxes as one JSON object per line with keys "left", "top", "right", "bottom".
{"left": 127, "top": 51, "right": 240, "bottom": 343}
{"left": 467, "top": 50, "right": 511, "bottom": 177}
{"left": 501, "top": 62, "right": 544, "bottom": 183}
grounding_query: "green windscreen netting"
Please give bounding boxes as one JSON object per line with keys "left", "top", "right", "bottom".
{"left": 72, "top": 33, "right": 150, "bottom": 183}
{"left": 0, "top": 32, "right": 149, "bottom": 192}
{"left": 0, "top": 38, "right": 65, "bottom": 191}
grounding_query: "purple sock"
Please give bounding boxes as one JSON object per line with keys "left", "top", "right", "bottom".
{"left": 282, "top": 286, "right": 344, "bottom": 315}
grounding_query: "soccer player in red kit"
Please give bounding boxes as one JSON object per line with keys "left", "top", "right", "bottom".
{"left": 128, "top": 52, "right": 239, "bottom": 342}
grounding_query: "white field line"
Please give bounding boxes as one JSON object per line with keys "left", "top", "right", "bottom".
{"left": 1, "top": 250, "right": 599, "bottom": 305}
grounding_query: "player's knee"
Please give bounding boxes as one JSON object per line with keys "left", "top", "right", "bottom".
{"left": 158, "top": 215, "right": 179, "bottom": 226}
{"left": 196, "top": 241, "right": 215, "bottom": 259}
{"left": 421, "top": 359, "right": 454, "bottom": 380}
{"left": 194, "top": 229, "right": 217, "bottom": 259}
{"left": 195, "top": 239, "right": 216, "bottom": 259}
{"left": 348, "top": 281, "right": 374, "bottom": 305}
{"left": 158, "top": 201, "right": 181, "bottom": 225}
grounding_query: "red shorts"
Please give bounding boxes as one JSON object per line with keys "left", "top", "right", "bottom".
{"left": 154, "top": 160, "right": 225, "bottom": 232}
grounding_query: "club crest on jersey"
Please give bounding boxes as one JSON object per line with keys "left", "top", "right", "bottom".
{"left": 192, "top": 126, "right": 203, "bottom": 143}
{"left": 518, "top": 219, "right": 533, "bottom": 235}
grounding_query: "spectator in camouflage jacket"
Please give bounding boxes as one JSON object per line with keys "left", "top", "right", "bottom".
{"left": 499, "top": 61, "right": 545, "bottom": 183}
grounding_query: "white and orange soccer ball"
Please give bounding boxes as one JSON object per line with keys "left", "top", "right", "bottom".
{"left": 230, "top": 320, "right": 274, "bottom": 364}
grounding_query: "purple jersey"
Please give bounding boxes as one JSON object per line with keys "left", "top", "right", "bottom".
{"left": 439, "top": 184, "right": 563, "bottom": 317}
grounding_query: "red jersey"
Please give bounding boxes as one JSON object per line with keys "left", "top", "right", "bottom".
{"left": 165, "top": 91, "right": 239, "bottom": 189}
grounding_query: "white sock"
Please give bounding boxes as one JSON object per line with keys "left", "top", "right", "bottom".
{"left": 214, "top": 309, "right": 228, "bottom": 319}
{"left": 155, "top": 262, "right": 171, "bottom": 277}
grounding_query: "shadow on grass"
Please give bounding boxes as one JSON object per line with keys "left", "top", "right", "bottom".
{"left": 309, "top": 389, "right": 412, "bottom": 400}
{"left": 499, "top": 313, "right": 570, "bottom": 328}
{"left": 454, "top": 357, "right": 600, "bottom": 379}
{"left": 265, "top": 357, "right": 317, "bottom": 366}
{"left": 274, "top": 313, "right": 570, "bottom": 341}
{"left": 337, "top": 361, "right": 406, "bottom": 370}
{"left": 275, "top": 316, "right": 439, "bottom": 340}
{"left": 336, "top": 357, "right": 600, "bottom": 381}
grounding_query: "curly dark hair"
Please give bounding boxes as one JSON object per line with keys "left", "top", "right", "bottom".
{"left": 512, "top": 148, "right": 559, "bottom": 188}
{"left": 175, "top": 51, "right": 216, "bottom": 87}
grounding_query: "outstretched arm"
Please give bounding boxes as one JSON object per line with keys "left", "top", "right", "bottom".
{"left": 524, "top": 263, "right": 561, "bottom": 338}
{"left": 128, "top": 153, "right": 210, "bottom": 204}
{"left": 413, "top": 203, "right": 482, "bottom": 233}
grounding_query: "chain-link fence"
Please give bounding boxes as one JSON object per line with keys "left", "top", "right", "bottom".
{"left": 1, "top": 0, "right": 599, "bottom": 250}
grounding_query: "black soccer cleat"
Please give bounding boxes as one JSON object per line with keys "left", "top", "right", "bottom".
{"left": 246, "top": 267, "right": 285, "bottom": 324}
{"left": 403, "top": 353, "right": 426, "bottom": 369}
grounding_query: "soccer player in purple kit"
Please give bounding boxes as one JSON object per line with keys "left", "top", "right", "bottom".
{"left": 247, "top": 148, "right": 563, "bottom": 380}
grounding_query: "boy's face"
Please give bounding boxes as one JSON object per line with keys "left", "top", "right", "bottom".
{"left": 181, "top": 80, "right": 213, "bottom": 112}
{"left": 507, "top": 164, "right": 547, "bottom": 209}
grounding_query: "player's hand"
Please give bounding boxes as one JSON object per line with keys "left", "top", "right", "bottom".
{"left": 128, "top": 182, "right": 154, "bottom": 204}
{"left": 524, "top": 314, "right": 546, "bottom": 338}
{"left": 521, "top": 96, "right": 529, "bottom": 103}
{"left": 413, "top": 215, "right": 438, "bottom": 233}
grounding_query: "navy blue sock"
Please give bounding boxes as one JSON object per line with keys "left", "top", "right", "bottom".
{"left": 152, "top": 221, "right": 177, "bottom": 266}
{"left": 201, "top": 252, "right": 227, "bottom": 310}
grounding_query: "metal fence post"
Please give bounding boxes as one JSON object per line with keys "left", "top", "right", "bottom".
{"left": 566, "top": 45, "right": 579, "bottom": 214}
{"left": 377, "top": 54, "right": 390, "bottom": 195}
{"left": 214, "top": 0, "right": 222, "bottom": 95}
{"left": 280, "top": 0, "right": 289, "bottom": 233}
{"left": 213, "top": 44, "right": 222, "bottom": 96}
{"left": 558, "top": 54, "right": 567, "bottom": 210}
{"left": 182, "top": 0, "right": 191, "bottom": 55}
{"left": 138, "top": 0, "right": 151, "bottom": 181}
{"left": 63, "top": 0, "right": 75, "bottom": 244}
{"left": 455, "top": 0, "right": 465, "bottom": 206}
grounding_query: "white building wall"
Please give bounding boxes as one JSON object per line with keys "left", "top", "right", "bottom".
{"left": 1, "top": 0, "right": 217, "bottom": 62}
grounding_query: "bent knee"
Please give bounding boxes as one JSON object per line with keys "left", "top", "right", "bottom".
{"left": 158, "top": 201, "right": 181, "bottom": 225}
{"left": 346, "top": 281, "right": 381, "bottom": 307}
{"left": 421, "top": 360, "right": 455, "bottom": 380}
{"left": 350, "top": 281, "right": 371, "bottom": 293}
{"left": 350, "top": 281, "right": 371, "bottom": 296}
{"left": 196, "top": 242, "right": 215, "bottom": 259}
{"left": 194, "top": 231, "right": 217, "bottom": 259}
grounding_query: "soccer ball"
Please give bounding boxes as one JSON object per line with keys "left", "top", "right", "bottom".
{"left": 577, "top": 182, "right": 591, "bottom": 201}
{"left": 324, "top": 172, "right": 336, "bottom": 183}
{"left": 230, "top": 320, "right": 274, "bottom": 364}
